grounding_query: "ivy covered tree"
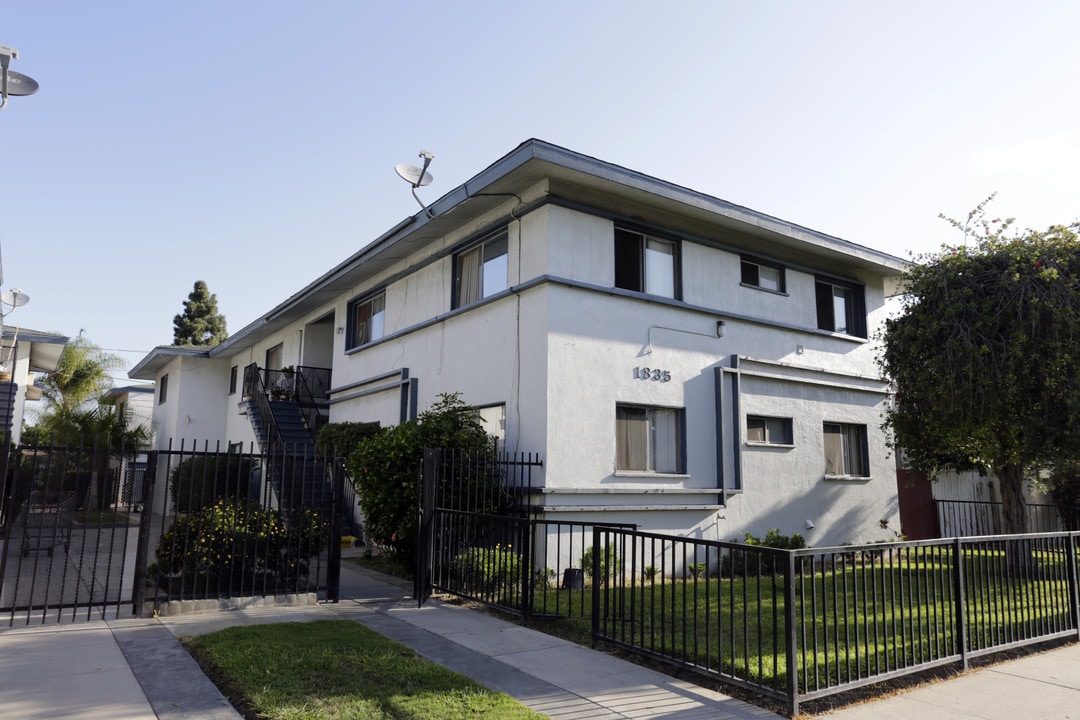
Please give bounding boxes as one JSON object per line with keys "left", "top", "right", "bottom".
{"left": 879, "top": 196, "right": 1080, "bottom": 536}
{"left": 172, "top": 280, "right": 228, "bottom": 346}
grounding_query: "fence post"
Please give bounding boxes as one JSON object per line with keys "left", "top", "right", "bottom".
{"left": 591, "top": 525, "right": 601, "bottom": 648}
{"left": 415, "top": 449, "right": 438, "bottom": 607}
{"left": 1067, "top": 533, "right": 1080, "bottom": 641}
{"left": 785, "top": 550, "right": 799, "bottom": 718}
{"left": 325, "top": 458, "right": 342, "bottom": 603}
{"left": 520, "top": 518, "right": 533, "bottom": 624}
{"left": 953, "top": 537, "right": 969, "bottom": 671}
{"left": 131, "top": 450, "right": 158, "bottom": 617}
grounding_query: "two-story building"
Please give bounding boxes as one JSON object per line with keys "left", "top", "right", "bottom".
{"left": 130, "top": 139, "right": 907, "bottom": 546}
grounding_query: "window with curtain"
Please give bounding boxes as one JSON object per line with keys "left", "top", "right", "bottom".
{"left": 614, "top": 227, "right": 679, "bottom": 299}
{"left": 616, "top": 404, "right": 684, "bottom": 473}
{"left": 455, "top": 232, "right": 508, "bottom": 307}
{"left": 823, "top": 422, "right": 869, "bottom": 477}
{"left": 348, "top": 292, "right": 386, "bottom": 349}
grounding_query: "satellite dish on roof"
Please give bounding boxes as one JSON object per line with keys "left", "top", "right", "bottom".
{"left": 395, "top": 163, "right": 433, "bottom": 188}
{"left": 3, "top": 70, "right": 39, "bottom": 96}
{"left": 1, "top": 289, "right": 28, "bottom": 308}
{"left": 396, "top": 150, "right": 436, "bottom": 219}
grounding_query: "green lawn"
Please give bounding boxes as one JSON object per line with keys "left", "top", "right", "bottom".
{"left": 185, "top": 619, "right": 545, "bottom": 720}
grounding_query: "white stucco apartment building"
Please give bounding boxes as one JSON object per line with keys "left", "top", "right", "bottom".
{"left": 130, "top": 140, "right": 908, "bottom": 547}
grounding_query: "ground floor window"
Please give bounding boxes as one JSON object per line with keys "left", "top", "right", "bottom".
{"left": 823, "top": 422, "right": 869, "bottom": 477}
{"left": 616, "top": 404, "right": 684, "bottom": 473}
{"left": 746, "top": 415, "right": 793, "bottom": 445}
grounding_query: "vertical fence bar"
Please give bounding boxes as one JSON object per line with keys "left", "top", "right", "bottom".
{"left": 953, "top": 537, "right": 969, "bottom": 671}
{"left": 1068, "top": 533, "right": 1080, "bottom": 641}
{"left": 786, "top": 549, "right": 799, "bottom": 717}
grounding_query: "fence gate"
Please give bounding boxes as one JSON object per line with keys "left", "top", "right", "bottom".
{"left": 0, "top": 443, "right": 148, "bottom": 627}
{"left": 416, "top": 447, "right": 542, "bottom": 611}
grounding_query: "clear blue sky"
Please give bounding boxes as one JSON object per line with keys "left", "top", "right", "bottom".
{"left": 2, "top": 2, "right": 1078, "bottom": 383}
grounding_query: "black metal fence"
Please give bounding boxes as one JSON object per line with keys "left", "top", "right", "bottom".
{"left": 141, "top": 442, "right": 344, "bottom": 611}
{"left": 0, "top": 440, "right": 145, "bottom": 626}
{"left": 936, "top": 499, "right": 1073, "bottom": 537}
{"left": 585, "top": 526, "right": 1080, "bottom": 716}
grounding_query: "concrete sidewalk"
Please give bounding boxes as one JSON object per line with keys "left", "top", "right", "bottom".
{"left": 1, "top": 561, "right": 1078, "bottom": 719}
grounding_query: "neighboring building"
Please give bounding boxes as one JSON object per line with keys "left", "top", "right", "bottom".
{"left": 102, "top": 384, "right": 156, "bottom": 439}
{"left": 130, "top": 139, "right": 908, "bottom": 547}
{"left": 0, "top": 326, "right": 67, "bottom": 445}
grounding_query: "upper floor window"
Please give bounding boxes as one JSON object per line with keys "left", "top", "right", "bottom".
{"left": 614, "top": 227, "right": 678, "bottom": 299}
{"left": 455, "top": 232, "right": 508, "bottom": 308}
{"left": 746, "top": 415, "right": 793, "bottom": 445}
{"left": 347, "top": 292, "right": 386, "bottom": 349}
{"left": 228, "top": 365, "right": 238, "bottom": 395}
{"left": 616, "top": 403, "right": 685, "bottom": 474}
{"left": 158, "top": 374, "right": 168, "bottom": 405}
{"left": 815, "top": 278, "right": 866, "bottom": 338}
{"left": 823, "top": 422, "right": 869, "bottom": 478}
{"left": 741, "top": 258, "right": 785, "bottom": 293}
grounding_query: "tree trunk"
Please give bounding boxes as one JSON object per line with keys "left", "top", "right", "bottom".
{"left": 995, "top": 462, "right": 1035, "bottom": 577}
{"left": 995, "top": 463, "right": 1030, "bottom": 535}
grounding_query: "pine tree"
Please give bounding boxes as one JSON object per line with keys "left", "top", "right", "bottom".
{"left": 173, "top": 280, "right": 228, "bottom": 346}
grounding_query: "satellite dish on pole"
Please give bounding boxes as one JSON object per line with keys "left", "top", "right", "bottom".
{"left": 395, "top": 150, "right": 436, "bottom": 218}
{"left": 1, "top": 289, "right": 28, "bottom": 308}
{"left": 395, "top": 163, "right": 433, "bottom": 188}
{"left": 3, "top": 70, "right": 39, "bottom": 97}
{"left": 0, "top": 45, "right": 39, "bottom": 111}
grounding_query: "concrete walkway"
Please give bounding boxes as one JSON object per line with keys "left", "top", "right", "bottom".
{"left": 1, "top": 560, "right": 1078, "bottom": 719}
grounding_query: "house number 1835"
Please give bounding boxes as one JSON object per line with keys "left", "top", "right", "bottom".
{"left": 633, "top": 367, "right": 671, "bottom": 382}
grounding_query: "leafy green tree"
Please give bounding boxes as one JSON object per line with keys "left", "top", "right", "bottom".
{"left": 173, "top": 280, "right": 228, "bottom": 346}
{"left": 347, "top": 394, "right": 494, "bottom": 566}
{"left": 880, "top": 197, "right": 1080, "bottom": 535}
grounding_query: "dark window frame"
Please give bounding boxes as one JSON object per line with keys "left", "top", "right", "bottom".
{"left": 346, "top": 291, "right": 387, "bottom": 350}
{"left": 158, "top": 374, "right": 168, "bottom": 405}
{"left": 614, "top": 226, "right": 681, "bottom": 299}
{"left": 615, "top": 402, "right": 686, "bottom": 474}
{"left": 228, "top": 365, "right": 238, "bottom": 395}
{"left": 823, "top": 421, "right": 870, "bottom": 478}
{"left": 746, "top": 415, "right": 794, "bottom": 445}
{"left": 740, "top": 257, "right": 786, "bottom": 293}
{"left": 453, "top": 230, "right": 509, "bottom": 309}
{"left": 815, "top": 277, "right": 866, "bottom": 338}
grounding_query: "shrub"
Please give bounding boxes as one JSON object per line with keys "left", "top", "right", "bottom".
{"left": 347, "top": 393, "right": 495, "bottom": 567}
{"left": 643, "top": 565, "right": 658, "bottom": 583}
{"left": 169, "top": 454, "right": 257, "bottom": 514}
{"left": 316, "top": 421, "right": 381, "bottom": 457}
{"left": 581, "top": 545, "right": 622, "bottom": 586}
{"left": 721, "top": 528, "right": 807, "bottom": 576}
{"left": 688, "top": 562, "right": 707, "bottom": 579}
{"left": 450, "top": 544, "right": 523, "bottom": 597}
{"left": 149, "top": 498, "right": 324, "bottom": 595}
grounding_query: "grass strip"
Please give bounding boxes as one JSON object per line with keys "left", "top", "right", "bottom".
{"left": 185, "top": 619, "right": 545, "bottom": 720}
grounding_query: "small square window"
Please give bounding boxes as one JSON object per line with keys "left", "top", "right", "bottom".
{"left": 815, "top": 278, "right": 866, "bottom": 337}
{"left": 616, "top": 404, "right": 685, "bottom": 473}
{"left": 746, "top": 415, "right": 793, "bottom": 445}
{"left": 823, "top": 422, "right": 869, "bottom": 477}
{"left": 158, "top": 374, "right": 168, "bottom": 405}
{"left": 614, "top": 227, "right": 679, "bottom": 299}
{"left": 348, "top": 293, "right": 386, "bottom": 349}
{"left": 455, "top": 232, "right": 508, "bottom": 307}
{"left": 741, "top": 259, "right": 785, "bottom": 292}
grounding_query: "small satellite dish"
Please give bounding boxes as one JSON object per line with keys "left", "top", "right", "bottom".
{"left": 3, "top": 70, "right": 39, "bottom": 96}
{"left": 1, "top": 289, "right": 29, "bottom": 307}
{"left": 395, "top": 163, "right": 433, "bottom": 188}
